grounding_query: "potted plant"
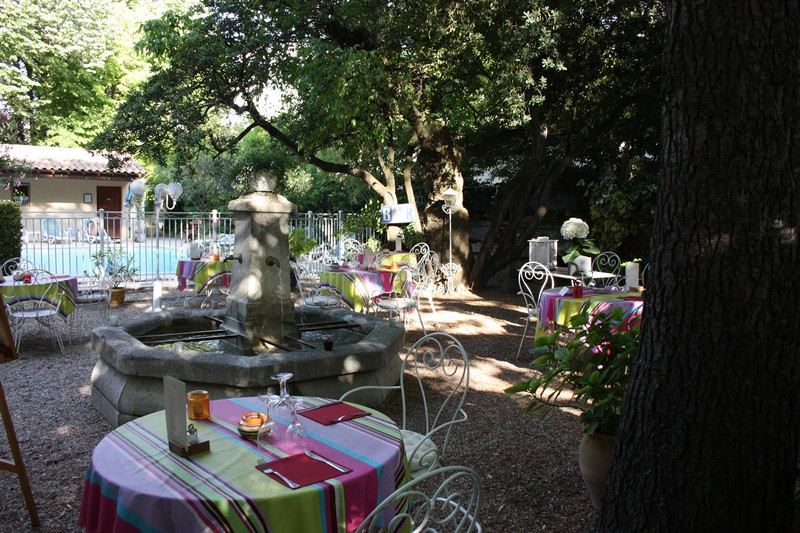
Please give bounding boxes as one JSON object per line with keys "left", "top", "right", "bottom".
{"left": 90, "top": 248, "right": 139, "bottom": 306}
{"left": 506, "top": 306, "right": 640, "bottom": 510}
{"left": 560, "top": 217, "right": 600, "bottom": 266}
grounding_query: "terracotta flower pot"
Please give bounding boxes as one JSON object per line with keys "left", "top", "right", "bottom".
{"left": 578, "top": 432, "right": 615, "bottom": 511}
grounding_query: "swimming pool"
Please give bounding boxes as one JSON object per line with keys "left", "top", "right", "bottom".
{"left": 22, "top": 241, "right": 181, "bottom": 281}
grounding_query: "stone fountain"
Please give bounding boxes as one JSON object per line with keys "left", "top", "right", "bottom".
{"left": 90, "top": 184, "right": 405, "bottom": 427}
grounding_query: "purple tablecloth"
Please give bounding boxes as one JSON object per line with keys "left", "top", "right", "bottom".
{"left": 79, "top": 396, "right": 408, "bottom": 533}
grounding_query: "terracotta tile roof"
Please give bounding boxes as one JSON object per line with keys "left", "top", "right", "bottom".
{"left": 1, "top": 144, "right": 146, "bottom": 178}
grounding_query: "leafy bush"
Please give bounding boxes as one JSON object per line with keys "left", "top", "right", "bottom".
{"left": 0, "top": 201, "right": 22, "bottom": 264}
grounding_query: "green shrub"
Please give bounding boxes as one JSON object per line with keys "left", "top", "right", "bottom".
{"left": 0, "top": 201, "right": 22, "bottom": 264}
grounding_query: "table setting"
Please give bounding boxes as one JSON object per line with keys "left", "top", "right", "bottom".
{"left": 79, "top": 372, "right": 409, "bottom": 533}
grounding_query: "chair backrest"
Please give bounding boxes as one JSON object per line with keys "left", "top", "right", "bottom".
{"left": 341, "top": 238, "right": 364, "bottom": 257}
{"left": 41, "top": 218, "right": 64, "bottom": 240}
{"left": 400, "top": 332, "right": 470, "bottom": 470}
{"left": 518, "top": 261, "right": 554, "bottom": 314}
{"left": 1, "top": 257, "right": 37, "bottom": 277}
{"left": 409, "top": 242, "right": 431, "bottom": 259}
{"left": 592, "top": 251, "right": 621, "bottom": 275}
{"left": 354, "top": 465, "right": 482, "bottom": 533}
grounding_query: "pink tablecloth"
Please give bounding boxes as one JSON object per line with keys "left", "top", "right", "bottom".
{"left": 79, "top": 396, "right": 408, "bottom": 533}
{"left": 539, "top": 287, "right": 643, "bottom": 331}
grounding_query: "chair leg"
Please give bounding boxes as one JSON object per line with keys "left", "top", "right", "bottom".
{"left": 515, "top": 318, "right": 531, "bottom": 360}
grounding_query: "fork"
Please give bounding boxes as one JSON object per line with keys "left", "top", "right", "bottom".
{"left": 256, "top": 458, "right": 300, "bottom": 489}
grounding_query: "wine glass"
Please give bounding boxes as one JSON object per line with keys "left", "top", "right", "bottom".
{"left": 256, "top": 393, "right": 279, "bottom": 451}
{"left": 284, "top": 396, "right": 307, "bottom": 452}
{"left": 270, "top": 372, "right": 293, "bottom": 419}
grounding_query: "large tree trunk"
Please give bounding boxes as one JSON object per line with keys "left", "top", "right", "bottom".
{"left": 597, "top": 3, "right": 800, "bottom": 530}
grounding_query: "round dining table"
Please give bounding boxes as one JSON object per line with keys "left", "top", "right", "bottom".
{"left": 79, "top": 396, "right": 409, "bottom": 533}
{"left": 538, "top": 286, "right": 644, "bottom": 332}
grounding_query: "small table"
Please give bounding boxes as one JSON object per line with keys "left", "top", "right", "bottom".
{"left": 538, "top": 287, "right": 644, "bottom": 331}
{"left": 79, "top": 396, "right": 409, "bottom": 533}
{"left": 0, "top": 275, "right": 78, "bottom": 318}
{"left": 319, "top": 267, "right": 401, "bottom": 312}
{"left": 176, "top": 259, "right": 232, "bottom": 293}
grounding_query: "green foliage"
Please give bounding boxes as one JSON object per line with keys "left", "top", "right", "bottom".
{"left": 506, "top": 307, "right": 640, "bottom": 436}
{"left": 561, "top": 239, "right": 601, "bottom": 263}
{"left": 341, "top": 198, "right": 383, "bottom": 242}
{"left": 0, "top": 201, "right": 22, "bottom": 265}
{"left": 580, "top": 159, "right": 659, "bottom": 258}
{"left": 90, "top": 248, "right": 139, "bottom": 288}
{"left": 0, "top": 0, "right": 161, "bottom": 146}
{"left": 288, "top": 228, "right": 317, "bottom": 259}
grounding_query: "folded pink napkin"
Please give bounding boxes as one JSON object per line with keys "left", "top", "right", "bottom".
{"left": 299, "top": 402, "right": 370, "bottom": 425}
{"left": 256, "top": 451, "right": 349, "bottom": 488}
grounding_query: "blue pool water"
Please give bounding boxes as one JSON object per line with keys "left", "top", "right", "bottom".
{"left": 22, "top": 243, "right": 181, "bottom": 280}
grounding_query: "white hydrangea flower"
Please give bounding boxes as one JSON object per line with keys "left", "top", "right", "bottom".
{"left": 560, "top": 218, "right": 590, "bottom": 240}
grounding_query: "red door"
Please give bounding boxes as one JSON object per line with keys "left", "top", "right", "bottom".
{"left": 97, "top": 186, "right": 122, "bottom": 238}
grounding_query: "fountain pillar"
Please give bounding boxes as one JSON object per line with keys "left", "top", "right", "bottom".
{"left": 224, "top": 191, "right": 298, "bottom": 351}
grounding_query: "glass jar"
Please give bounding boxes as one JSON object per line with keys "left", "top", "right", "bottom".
{"left": 187, "top": 390, "right": 210, "bottom": 420}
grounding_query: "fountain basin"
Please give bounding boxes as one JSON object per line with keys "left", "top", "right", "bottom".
{"left": 91, "top": 306, "right": 405, "bottom": 427}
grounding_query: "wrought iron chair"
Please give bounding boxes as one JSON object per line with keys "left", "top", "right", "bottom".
{"left": 1, "top": 257, "right": 37, "bottom": 277}
{"left": 410, "top": 251, "right": 438, "bottom": 315}
{"left": 515, "top": 261, "right": 554, "bottom": 360}
{"left": 71, "top": 271, "right": 111, "bottom": 336}
{"left": 409, "top": 242, "right": 431, "bottom": 261}
{"left": 2, "top": 268, "right": 66, "bottom": 355}
{"left": 340, "top": 332, "right": 470, "bottom": 479}
{"left": 436, "top": 262, "right": 463, "bottom": 294}
{"left": 340, "top": 238, "right": 365, "bottom": 266}
{"left": 371, "top": 267, "right": 426, "bottom": 334}
{"left": 354, "top": 465, "right": 483, "bottom": 532}
{"left": 294, "top": 271, "right": 344, "bottom": 321}
{"left": 590, "top": 251, "right": 622, "bottom": 286}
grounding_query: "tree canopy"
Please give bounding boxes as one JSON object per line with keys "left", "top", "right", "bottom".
{"left": 92, "top": 0, "right": 665, "bottom": 286}
{"left": 0, "top": 0, "right": 191, "bottom": 146}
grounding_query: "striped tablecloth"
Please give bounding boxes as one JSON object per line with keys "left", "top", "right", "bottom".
{"left": 0, "top": 275, "right": 78, "bottom": 318}
{"left": 176, "top": 259, "right": 232, "bottom": 293}
{"left": 79, "top": 396, "right": 408, "bottom": 533}
{"left": 319, "top": 268, "right": 401, "bottom": 312}
{"left": 538, "top": 287, "right": 644, "bottom": 331}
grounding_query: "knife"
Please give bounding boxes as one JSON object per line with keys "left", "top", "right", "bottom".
{"left": 305, "top": 450, "right": 349, "bottom": 473}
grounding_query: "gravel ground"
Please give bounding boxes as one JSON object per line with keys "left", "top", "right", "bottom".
{"left": 0, "top": 285, "right": 593, "bottom": 532}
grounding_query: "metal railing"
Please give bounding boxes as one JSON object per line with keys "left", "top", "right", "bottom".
{"left": 20, "top": 210, "right": 371, "bottom": 282}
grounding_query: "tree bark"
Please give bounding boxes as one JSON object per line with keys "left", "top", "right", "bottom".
{"left": 597, "top": 2, "right": 800, "bottom": 530}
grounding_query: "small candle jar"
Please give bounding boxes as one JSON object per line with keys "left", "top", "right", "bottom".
{"left": 187, "top": 390, "right": 210, "bottom": 420}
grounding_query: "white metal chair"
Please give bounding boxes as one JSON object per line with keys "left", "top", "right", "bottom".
{"left": 2, "top": 268, "right": 66, "bottom": 355}
{"left": 1, "top": 257, "right": 37, "bottom": 277}
{"left": 354, "top": 465, "right": 482, "bottom": 532}
{"left": 340, "top": 332, "right": 470, "bottom": 479}
{"left": 295, "top": 272, "right": 344, "bottom": 321}
{"left": 371, "top": 267, "right": 426, "bottom": 334}
{"left": 590, "top": 251, "right": 622, "bottom": 286}
{"left": 410, "top": 252, "right": 438, "bottom": 315}
{"left": 436, "top": 262, "right": 463, "bottom": 294}
{"left": 71, "top": 271, "right": 111, "bottom": 335}
{"left": 340, "top": 238, "right": 365, "bottom": 265}
{"left": 515, "top": 261, "right": 554, "bottom": 360}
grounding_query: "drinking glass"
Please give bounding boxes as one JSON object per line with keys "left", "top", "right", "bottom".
{"left": 269, "top": 372, "right": 294, "bottom": 442}
{"left": 256, "top": 393, "right": 280, "bottom": 451}
{"left": 284, "top": 396, "right": 307, "bottom": 452}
